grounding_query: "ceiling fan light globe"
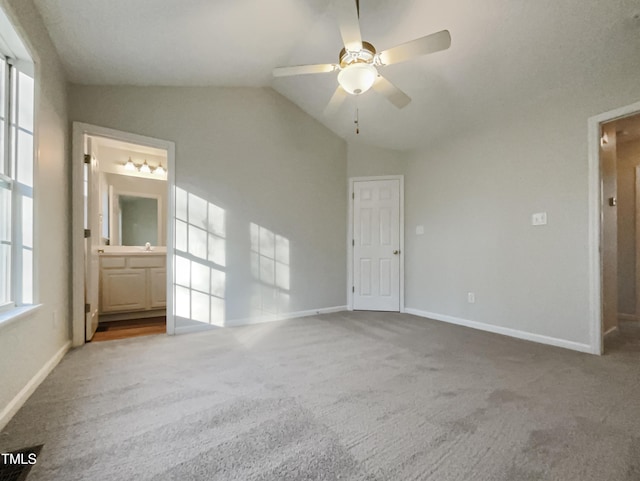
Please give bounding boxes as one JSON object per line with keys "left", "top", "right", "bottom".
{"left": 338, "top": 63, "right": 377, "bottom": 95}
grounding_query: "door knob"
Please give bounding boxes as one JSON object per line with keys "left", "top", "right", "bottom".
{"left": 393, "top": 250, "right": 399, "bottom": 255}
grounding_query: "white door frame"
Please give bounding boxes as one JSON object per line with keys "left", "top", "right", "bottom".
{"left": 588, "top": 100, "right": 640, "bottom": 355}
{"left": 347, "top": 175, "right": 405, "bottom": 312}
{"left": 71, "top": 122, "right": 176, "bottom": 347}
{"left": 635, "top": 166, "right": 640, "bottom": 321}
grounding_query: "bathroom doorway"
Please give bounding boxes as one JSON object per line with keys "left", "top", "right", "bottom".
{"left": 589, "top": 100, "right": 640, "bottom": 355}
{"left": 600, "top": 112, "right": 640, "bottom": 354}
{"left": 72, "top": 123, "right": 175, "bottom": 346}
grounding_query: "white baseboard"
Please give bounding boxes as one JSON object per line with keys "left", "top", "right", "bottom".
{"left": 404, "top": 308, "right": 596, "bottom": 354}
{"left": 0, "top": 340, "right": 71, "bottom": 431}
{"left": 224, "top": 305, "right": 347, "bottom": 328}
{"left": 174, "top": 306, "right": 347, "bottom": 334}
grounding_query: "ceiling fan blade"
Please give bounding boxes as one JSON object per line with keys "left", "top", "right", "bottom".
{"left": 324, "top": 86, "right": 348, "bottom": 116}
{"left": 273, "top": 64, "right": 338, "bottom": 78}
{"left": 334, "top": 0, "right": 362, "bottom": 51}
{"left": 372, "top": 75, "right": 411, "bottom": 109}
{"left": 379, "top": 30, "right": 451, "bottom": 66}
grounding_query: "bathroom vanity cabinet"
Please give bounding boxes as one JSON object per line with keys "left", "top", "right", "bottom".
{"left": 99, "top": 252, "right": 166, "bottom": 317}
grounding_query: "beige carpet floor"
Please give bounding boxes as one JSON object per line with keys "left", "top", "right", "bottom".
{"left": 1, "top": 312, "right": 639, "bottom": 480}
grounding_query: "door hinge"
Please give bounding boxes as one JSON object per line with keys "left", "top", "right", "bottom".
{"left": 352, "top": 239, "right": 355, "bottom": 246}
{"left": 352, "top": 286, "right": 355, "bottom": 293}
{"left": 84, "top": 303, "right": 90, "bottom": 314}
{"left": 83, "top": 154, "right": 91, "bottom": 164}
{"left": 352, "top": 192, "right": 354, "bottom": 199}
{"left": 84, "top": 229, "right": 91, "bottom": 238}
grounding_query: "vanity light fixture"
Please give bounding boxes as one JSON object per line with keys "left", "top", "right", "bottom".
{"left": 139, "top": 159, "right": 152, "bottom": 174}
{"left": 124, "top": 157, "right": 136, "bottom": 171}
{"left": 153, "top": 162, "right": 166, "bottom": 176}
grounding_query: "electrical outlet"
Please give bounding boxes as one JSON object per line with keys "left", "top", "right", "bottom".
{"left": 467, "top": 292, "right": 475, "bottom": 304}
{"left": 416, "top": 225, "right": 425, "bottom": 235}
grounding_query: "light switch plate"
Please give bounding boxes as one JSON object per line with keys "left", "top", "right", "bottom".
{"left": 416, "top": 225, "right": 425, "bottom": 235}
{"left": 532, "top": 212, "right": 547, "bottom": 226}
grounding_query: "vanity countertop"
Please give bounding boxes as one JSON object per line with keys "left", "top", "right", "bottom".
{"left": 98, "top": 248, "right": 167, "bottom": 257}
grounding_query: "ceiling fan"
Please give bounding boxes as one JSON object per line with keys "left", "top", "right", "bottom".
{"left": 272, "top": 0, "right": 451, "bottom": 115}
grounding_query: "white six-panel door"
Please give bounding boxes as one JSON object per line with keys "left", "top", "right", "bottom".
{"left": 353, "top": 179, "right": 401, "bottom": 311}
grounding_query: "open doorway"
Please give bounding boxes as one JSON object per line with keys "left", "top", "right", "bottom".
{"left": 72, "top": 123, "right": 175, "bottom": 346}
{"left": 591, "top": 104, "right": 640, "bottom": 354}
{"left": 602, "top": 113, "right": 640, "bottom": 353}
{"left": 89, "top": 136, "right": 168, "bottom": 341}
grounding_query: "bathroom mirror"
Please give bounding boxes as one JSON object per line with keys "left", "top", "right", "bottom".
{"left": 111, "top": 193, "right": 163, "bottom": 246}
{"left": 119, "top": 195, "right": 158, "bottom": 246}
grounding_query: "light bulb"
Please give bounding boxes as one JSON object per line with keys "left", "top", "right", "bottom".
{"left": 154, "top": 163, "right": 166, "bottom": 175}
{"left": 124, "top": 157, "right": 136, "bottom": 171}
{"left": 140, "top": 159, "right": 151, "bottom": 174}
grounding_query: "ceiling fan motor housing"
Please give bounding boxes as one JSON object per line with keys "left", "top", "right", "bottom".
{"left": 339, "top": 41, "right": 376, "bottom": 68}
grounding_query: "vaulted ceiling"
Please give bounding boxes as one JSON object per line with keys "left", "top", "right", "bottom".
{"left": 34, "top": 0, "right": 640, "bottom": 150}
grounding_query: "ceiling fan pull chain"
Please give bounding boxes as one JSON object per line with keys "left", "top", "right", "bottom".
{"left": 354, "top": 101, "right": 360, "bottom": 134}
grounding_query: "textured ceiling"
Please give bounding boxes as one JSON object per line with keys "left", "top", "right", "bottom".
{"left": 34, "top": 0, "right": 640, "bottom": 150}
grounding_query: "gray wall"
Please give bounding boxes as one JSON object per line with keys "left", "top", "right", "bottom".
{"left": 347, "top": 142, "right": 406, "bottom": 178}
{"left": 68, "top": 85, "right": 347, "bottom": 326}
{"left": 617, "top": 138, "right": 640, "bottom": 315}
{"left": 0, "top": 0, "right": 70, "bottom": 417}
{"left": 404, "top": 84, "right": 640, "bottom": 346}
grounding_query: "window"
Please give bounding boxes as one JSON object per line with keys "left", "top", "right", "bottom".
{"left": 0, "top": 13, "right": 35, "bottom": 312}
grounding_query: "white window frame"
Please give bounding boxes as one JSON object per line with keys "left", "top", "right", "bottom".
{"left": 0, "top": 48, "right": 35, "bottom": 315}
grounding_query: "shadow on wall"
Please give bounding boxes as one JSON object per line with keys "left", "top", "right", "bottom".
{"left": 173, "top": 188, "right": 290, "bottom": 329}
